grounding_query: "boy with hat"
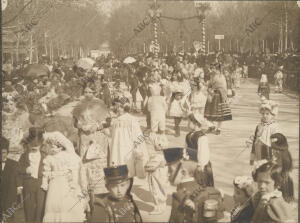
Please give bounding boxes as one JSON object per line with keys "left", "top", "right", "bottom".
{"left": 90, "top": 165, "right": 142, "bottom": 223}
{"left": 17, "top": 127, "right": 46, "bottom": 223}
{"left": 163, "top": 147, "right": 225, "bottom": 223}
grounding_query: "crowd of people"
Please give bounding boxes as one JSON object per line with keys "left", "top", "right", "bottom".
{"left": 1, "top": 50, "right": 297, "bottom": 223}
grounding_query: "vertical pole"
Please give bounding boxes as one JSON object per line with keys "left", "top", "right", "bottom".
{"left": 208, "top": 40, "right": 209, "bottom": 54}
{"left": 44, "top": 32, "right": 48, "bottom": 55}
{"left": 280, "top": 14, "right": 283, "bottom": 53}
{"left": 218, "top": 39, "right": 220, "bottom": 51}
{"left": 29, "top": 33, "right": 33, "bottom": 64}
{"left": 262, "top": 40, "right": 264, "bottom": 53}
{"left": 284, "top": 2, "right": 288, "bottom": 52}
{"left": 273, "top": 41, "right": 275, "bottom": 53}
{"left": 236, "top": 39, "right": 238, "bottom": 52}
{"left": 230, "top": 39, "right": 232, "bottom": 52}
{"left": 202, "top": 17, "right": 205, "bottom": 54}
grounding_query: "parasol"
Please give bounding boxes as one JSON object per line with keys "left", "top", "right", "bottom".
{"left": 23, "top": 64, "right": 50, "bottom": 79}
{"left": 123, "top": 56, "right": 136, "bottom": 64}
{"left": 76, "top": 58, "right": 96, "bottom": 70}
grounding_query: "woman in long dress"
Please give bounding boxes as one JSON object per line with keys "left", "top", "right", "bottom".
{"left": 41, "top": 131, "right": 89, "bottom": 223}
{"left": 109, "top": 99, "right": 149, "bottom": 178}
{"left": 204, "top": 64, "right": 232, "bottom": 134}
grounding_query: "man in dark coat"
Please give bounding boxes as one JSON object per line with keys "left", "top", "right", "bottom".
{"left": 17, "top": 127, "right": 46, "bottom": 223}
{"left": 2, "top": 136, "right": 22, "bottom": 222}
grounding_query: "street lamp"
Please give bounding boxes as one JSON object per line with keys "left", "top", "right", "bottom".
{"left": 148, "top": 0, "right": 162, "bottom": 58}
{"left": 194, "top": 1, "right": 211, "bottom": 54}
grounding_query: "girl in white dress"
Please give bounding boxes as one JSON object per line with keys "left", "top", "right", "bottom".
{"left": 41, "top": 132, "right": 89, "bottom": 223}
{"left": 109, "top": 99, "right": 149, "bottom": 178}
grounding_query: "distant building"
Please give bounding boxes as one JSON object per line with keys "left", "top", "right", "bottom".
{"left": 99, "top": 42, "right": 111, "bottom": 57}
{"left": 90, "top": 42, "right": 111, "bottom": 58}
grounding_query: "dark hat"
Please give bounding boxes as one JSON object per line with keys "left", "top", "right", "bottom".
{"left": 104, "top": 165, "right": 129, "bottom": 183}
{"left": 271, "top": 133, "right": 288, "bottom": 151}
{"left": 163, "top": 147, "right": 183, "bottom": 165}
{"left": 2, "top": 136, "right": 10, "bottom": 150}
{"left": 24, "top": 127, "right": 45, "bottom": 147}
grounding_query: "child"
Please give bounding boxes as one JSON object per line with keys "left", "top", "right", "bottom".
{"left": 90, "top": 165, "right": 142, "bottom": 223}
{"left": 168, "top": 88, "right": 188, "bottom": 137}
{"left": 163, "top": 147, "right": 225, "bottom": 223}
{"left": 186, "top": 113, "right": 215, "bottom": 186}
{"left": 258, "top": 74, "right": 270, "bottom": 100}
{"left": 270, "top": 133, "right": 294, "bottom": 203}
{"left": 231, "top": 176, "right": 254, "bottom": 223}
{"left": 189, "top": 77, "right": 207, "bottom": 116}
{"left": 250, "top": 100, "right": 280, "bottom": 165}
{"left": 147, "top": 84, "right": 168, "bottom": 134}
{"left": 41, "top": 131, "right": 88, "bottom": 222}
{"left": 251, "top": 160, "right": 292, "bottom": 223}
{"left": 274, "top": 66, "right": 283, "bottom": 93}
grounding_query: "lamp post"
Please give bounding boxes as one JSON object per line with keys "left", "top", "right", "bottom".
{"left": 148, "top": 0, "right": 162, "bottom": 58}
{"left": 194, "top": 1, "right": 211, "bottom": 55}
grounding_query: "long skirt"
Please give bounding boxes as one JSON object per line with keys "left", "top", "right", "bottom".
{"left": 204, "top": 90, "right": 232, "bottom": 122}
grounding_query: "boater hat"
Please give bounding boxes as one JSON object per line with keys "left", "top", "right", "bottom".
{"left": 104, "top": 164, "right": 130, "bottom": 184}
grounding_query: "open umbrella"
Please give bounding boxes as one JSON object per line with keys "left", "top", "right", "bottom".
{"left": 76, "top": 58, "right": 95, "bottom": 70}
{"left": 23, "top": 64, "right": 50, "bottom": 79}
{"left": 123, "top": 56, "right": 136, "bottom": 64}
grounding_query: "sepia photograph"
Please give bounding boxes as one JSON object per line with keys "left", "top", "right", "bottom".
{"left": 1, "top": 0, "right": 299, "bottom": 222}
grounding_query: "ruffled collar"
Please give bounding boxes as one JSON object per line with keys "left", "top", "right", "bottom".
{"left": 260, "top": 119, "right": 276, "bottom": 126}
{"left": 261, "top": 190, "right": 282, "bottom": 203}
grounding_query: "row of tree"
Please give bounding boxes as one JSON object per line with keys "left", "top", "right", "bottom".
{"left": 2, "top": 0, "right": 300, "bottom": 63}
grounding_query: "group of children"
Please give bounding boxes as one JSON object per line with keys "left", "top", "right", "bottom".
{"left": 1, "top": 55, "right": 296, "bottom": 223}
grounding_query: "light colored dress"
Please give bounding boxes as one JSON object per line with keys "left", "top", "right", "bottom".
{"left": 42, "top": 151, "right": 88, "bottom": 223}
{"left": 110, "top": 113, "right": 149, "bottom": 178}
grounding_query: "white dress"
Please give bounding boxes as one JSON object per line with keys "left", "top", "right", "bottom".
{"left": 110, "top": 113, "right": 149, "bottom": 178}
{"left": 42, "top": 151, "right": 88, "bottom": 223}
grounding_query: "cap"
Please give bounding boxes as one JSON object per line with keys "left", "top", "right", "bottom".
{"left": 104, "top": 164, "right": 129, "bottom": 183}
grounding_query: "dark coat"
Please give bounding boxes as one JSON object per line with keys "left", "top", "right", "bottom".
{"left": 18, "top": 151, "right": 45, "bottom": 191}
{"left": 90, "top": 194, "right": 142, "bottom": 223}
{"left": 169, "top": 180, "right": 224, "bottom": 223}
{"left": 2, "top": 158, "right": 21, "bottom": 211}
